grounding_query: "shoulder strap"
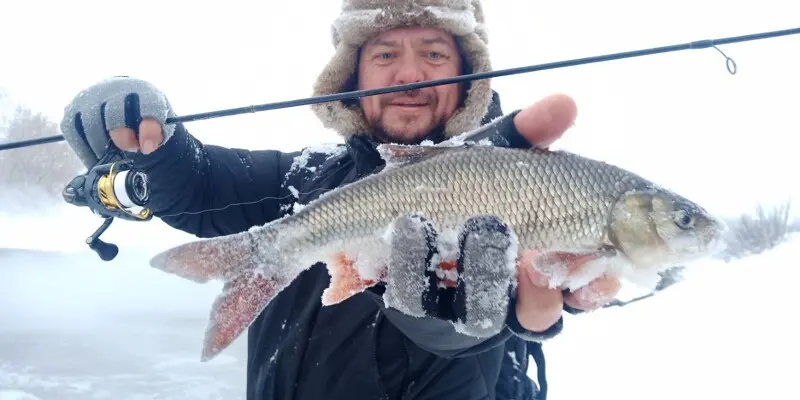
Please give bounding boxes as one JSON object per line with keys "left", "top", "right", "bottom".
{"left": 528, "top": 342, "right": 548, "bottom": 400}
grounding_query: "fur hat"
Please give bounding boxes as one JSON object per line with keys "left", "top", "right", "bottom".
{"left": 310, "top": 0, "right": 493, "bottom": 140}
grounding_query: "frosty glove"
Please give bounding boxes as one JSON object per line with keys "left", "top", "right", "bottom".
{"left": 383, "top": 213, "right": 437, "bottom": 319}
{"left": 383, "top": 213, "right": 517, "bottom": 338}
{"left": 60, "top": 76, "right": 178, "bottom": 168}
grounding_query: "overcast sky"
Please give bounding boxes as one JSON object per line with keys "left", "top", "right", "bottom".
{"left": 1, "top": 0, "right": 798, "bottom": 217}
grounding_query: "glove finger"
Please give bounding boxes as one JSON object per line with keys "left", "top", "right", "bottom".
{"left": 103, "top": 92, "right": 137, "bottom": 136}
{"left": 79, "top": 102, "right": 114, "bottom": 161}
{"left": 60, "top": 111, "right": 99, "bottom": 167}
{"left": 384, "top": 213, "right": 438, "bottom": 318}
{"left": 454, "top": 214, "right": 516, "bottom": 338}
{"left": 137, "top": 90, "right": 176, "bottom": 143}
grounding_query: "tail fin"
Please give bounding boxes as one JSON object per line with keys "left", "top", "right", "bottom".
{"left": 149, "top": 226, "right": 302, "bottom": 361}
{"left": 149, "top": 230, "right": 262, "bottom": 283}
{"left": 201, "top": 269, "right": 284, "bottom": 361}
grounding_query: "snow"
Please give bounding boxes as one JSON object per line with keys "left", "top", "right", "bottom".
{"left": 541, "top": 233, "right": 800, "bottom": 400}
{"left": 0, "top": 198, "right": 247, "bottom": 399}
{"left": 0, "top": 239, "right": 248, "bottom": 398}
{"left": 0, "top": 391, "right": 42, "bottom": 400}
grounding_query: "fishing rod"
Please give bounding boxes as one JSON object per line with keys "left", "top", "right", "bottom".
{"left": 1, "top": 25, "right": 799, "bottom": 152}
{"left": 7, "top": 25, "right": 800, "bottom": 262}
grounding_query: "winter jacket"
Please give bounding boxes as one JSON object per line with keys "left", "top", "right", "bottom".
{"left": 132, "top": 90, "right": 563, "bottom": 400}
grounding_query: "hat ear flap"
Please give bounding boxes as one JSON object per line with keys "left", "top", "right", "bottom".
{"left": 441, "top": 33, "right": 493, "bottom": 138}
{"left": 311, "top": 44, "right": 372, "bottom": 139}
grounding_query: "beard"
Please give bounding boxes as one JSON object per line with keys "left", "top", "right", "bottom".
{"left": 367, "top": 89, "right": 445, "bottom": 144}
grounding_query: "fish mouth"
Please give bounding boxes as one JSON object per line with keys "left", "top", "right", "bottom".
{"left": 690, "top": 213, "right": 729, "bottom": 258}
{"left": 708, "top": 215, "right": 730, "bottom": 255}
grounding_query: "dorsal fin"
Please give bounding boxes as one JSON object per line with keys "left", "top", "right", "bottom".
{"left": 376, "top": 142, "right": 473, "bottom": 170}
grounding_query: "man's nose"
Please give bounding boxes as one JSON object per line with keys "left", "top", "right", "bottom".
{"left": 394, "top": 53, "right": 425, "bottom": 84}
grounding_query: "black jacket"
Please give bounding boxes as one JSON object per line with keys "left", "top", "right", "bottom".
{"left": 132, "top": 91, "right": 563, "bottom": 400}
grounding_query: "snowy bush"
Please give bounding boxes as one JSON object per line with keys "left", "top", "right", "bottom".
{"left": 719, "top": 200, "right": 793, "bottom": 261}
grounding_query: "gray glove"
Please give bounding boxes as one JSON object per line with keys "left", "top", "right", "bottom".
{"left": 383, "top": 213, "right": 516, "bottom": 338}
{"left": 60, "top": 76, "right": 178, "bottom": 168}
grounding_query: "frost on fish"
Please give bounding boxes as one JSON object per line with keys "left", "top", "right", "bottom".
{"left": 321, "top": 243, "right": 392, "bottom": 306}
{"left": 523, "top": 248, "right": 618, "bottom": 291}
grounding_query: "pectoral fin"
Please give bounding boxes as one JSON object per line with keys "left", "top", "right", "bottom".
{"left": 520, "top": 246, "right": 619, "bottom": 291}
{"left": 322, "top": 252, "right": 386, "bottom": 306}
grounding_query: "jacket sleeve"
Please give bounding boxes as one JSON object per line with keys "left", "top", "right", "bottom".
{"left": 129, "top": 122, "right": 302, "bottom": 238}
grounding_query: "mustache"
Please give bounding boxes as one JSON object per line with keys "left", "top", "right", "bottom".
{"left": 380, "top": 89, "right": 436, "bottom": 106}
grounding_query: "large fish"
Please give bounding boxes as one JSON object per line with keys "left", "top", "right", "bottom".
{"left": 149, "top": 140, "right": 726, "bottom": 361}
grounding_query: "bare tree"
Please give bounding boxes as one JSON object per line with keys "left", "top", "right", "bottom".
{"left": 0, "top": 88, "right": 10, "bottom": 134}
{"left": 0, "top": 105, "right": 84, "bottom": 200}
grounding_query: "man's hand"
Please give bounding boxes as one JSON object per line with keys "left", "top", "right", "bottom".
{"left": 511, "top": 94, "right": 622, "bottom": 333}
{"left": 59, "top": 77, "right": 177, "bottom": 168}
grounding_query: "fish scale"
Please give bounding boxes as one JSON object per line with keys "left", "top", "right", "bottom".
{"left": 281, "top": 145, "right": 647, "bottom": 255}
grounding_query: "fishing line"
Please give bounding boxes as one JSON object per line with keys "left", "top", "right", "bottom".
{"left": 0, "top": 25, "right": 798, "bottom": 152}
{"left": 159, "top": 189, "right": 326, "bottom": 217}
{"left": 159, "top": 152, "right": 356, "bottom": 218}
{"left": 157, "top": 183, "right": 337, "bottom": 218}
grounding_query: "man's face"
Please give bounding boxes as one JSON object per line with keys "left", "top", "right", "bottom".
{"left": 357, "top": 27, "right": 463, "bottom": 144}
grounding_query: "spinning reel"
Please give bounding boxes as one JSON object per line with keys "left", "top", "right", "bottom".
{"left": 62, "top": 151, "right": 152, "bottom": 261}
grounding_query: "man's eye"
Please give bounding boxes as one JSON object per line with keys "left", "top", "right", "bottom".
{"left": 377, "top": 52, "right": 393, "bottom": 60}
{"left": 429, "top": 52, "right": 442, "bottom": 59}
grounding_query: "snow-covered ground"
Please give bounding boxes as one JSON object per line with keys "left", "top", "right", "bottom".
{"left": 0, "top": 205, "right": 248, "bottom": 400}
{"left": 1, "top": 200, "right": 798, "bottom": 399}
{"left": 544, "top": 233, "right": 800, "bottom": 400}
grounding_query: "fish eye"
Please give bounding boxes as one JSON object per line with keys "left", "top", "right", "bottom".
{"left": 674, "top": 210, "right": 695, "bottom": 230}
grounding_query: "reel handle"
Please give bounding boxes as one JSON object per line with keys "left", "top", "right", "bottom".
{"left": 85, "top": 217, "right": 120, "bottom": 261}
{"left": 88, "top": 237, "right": 119, "bottom": 261}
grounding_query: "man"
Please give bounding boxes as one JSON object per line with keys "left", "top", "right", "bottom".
{"left": 59, "top": 1, "right": 620, "bottom": 399}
